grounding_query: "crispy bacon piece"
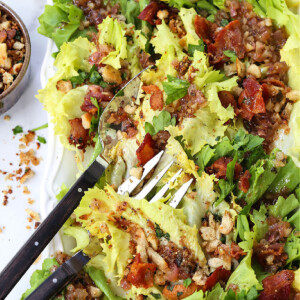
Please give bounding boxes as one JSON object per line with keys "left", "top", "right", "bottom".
{"left": 194, "top": 15, "right": 217, "bottom": 45}
{"left": 238, "top": 170, "right": 251, "bottom": 193}
{"left": 163, "top": 282, "right": 198, "bottom": 300}
{"left": 138, "top": 2, "right": 169, "bottom": 25}
{"left": 142, "top": 85, "right": 164, "bottom": 111}
{"left": 203, "top": 267, "right": 231, "bottom": 291}
{"left": 68, "top": 118, "right": 89, "bottom": 150}
{"left": 218, "top": 91, "right": 239, "bottom": 115}
{"left": 259, "top": 270, "right": 294, "bottom": 300}
{"left": 125, "top": 254, "right": 156, "bottom": 289}
{"left": 238, "top": 77, "right": 265, "bottom": 121}
{"left": 81, "top": 85, "right": 113, "bottom": 114}
{"left": 205, "top": 157, "right": 243, "bottom": 179}
{"left": 136, "top": 133, "right": 156, "bottom": 166}
{"left": 106, "top": 107, "right": 128, "bottom": 125}
{"left": 230, "top": 242, "right": 246, "bottom": 260}
{"left": 208, "top": 20, "right": 245, "bottom": 65}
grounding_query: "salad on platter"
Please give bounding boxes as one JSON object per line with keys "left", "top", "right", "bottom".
{"left": 23, "top": 0, "right": 300, "bottom": 299}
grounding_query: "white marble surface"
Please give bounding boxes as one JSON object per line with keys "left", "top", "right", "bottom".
{"left": 0, "top": 0, "right": 48, "bottom": 299}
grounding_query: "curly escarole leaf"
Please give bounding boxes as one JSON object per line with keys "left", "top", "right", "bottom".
{"left": 38, "top": 0, "right": 96, "bottom": 49}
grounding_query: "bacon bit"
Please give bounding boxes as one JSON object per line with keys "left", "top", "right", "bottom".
{"left": 26, "top": 225, "right": 31, "bottom": 230}
{"left": 27, "top": 198, "right": 34, "bottom": 205}
{"left": 230, "top": 242, "right": 246, "bottom": 260}
{"left": 136, "top": 133, "right": 155, "bottom": 166}
{"left": 4, "top": 115, "right": 10, "bottom": 121}
{"left": 238, "top": 170, "right": 251, "bottom": 193}
{"left": 138, "top": 2, "right": 171, "bottom": 25}
{"left": 19, "top": 131, "right": 35, "bottom": 146}
{"left": 203, "top": 267, "right": 231, "bottom": 291}
{"left": 107, "top": 107, "right": 128, "bottom": 125}
{"left": 125, "top": 254, "right": 156, "bottom": 289}
{"left": 68, "top": 118, "right": 89, "bottom": 150}
{"left": 205, "top": 157, "right": 243, "bottom": 179}
{"left": 163, "top": 282, "right": 198, "bottom": 300}
{"left": 20, "top": 149, "right": 40, "bottom": 166}
{"left": 19, "top": 168, "right": 35, "bottom": 184}
{"left": 218, "top": 91, "right": 239, "bottom": 115}
{"left": 194, "top": 15, "right": 217, "bottom": 45}
{"left": 142, "top": 85, "right": 164, "bottom": 111}
{"left": 259, "top": 270, "right": 294, "bottom": 300}
{"left": 81, "top": 85, "right": 113, "bottom": 114}
{"left": 22, "top": 186, "right": 30, "bottom": 194}
{"left": 238, "top": 77, "right": 265, "bottom": 121}
{"left": 25, "top": 209, "right": 40, "bottom": 222}
{"left": 208, "top": 20, "right": 245, "bottom": 65}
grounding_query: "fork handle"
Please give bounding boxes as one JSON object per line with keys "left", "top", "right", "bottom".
{"left": 0, "top": 160, "right": 106, "bottom": 300}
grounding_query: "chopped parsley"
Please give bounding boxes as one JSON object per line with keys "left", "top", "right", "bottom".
{"left": 145, "top": 111, "right": 176, "bottom": 136}
{"left": 220, "top": 19, "right": 229, "bottom": 26}
{"left": 183, "top": 278, "right": 192, "bottom": 287}
{"left": 223, "top": 50, "right": 237, "bottom": 63}
{"left": 37, "top": 136, "right": 47, "bottom": 144}
{"left": 162, "top": 75, "right": 190, "bottom": 105}
{"left": 155, "top": 223, "right": 170, "bottom": 240}
{"left": 188, "top": 39, "right": 205, "bottom": 56}
{"left": 12, "top": 125, "right": 23, "bottom": 135}
{"left": 177, "top": 292, "right": 184, "bottom": 297}
{"left": 89, "top": 97, "right": 102, "bottom": 135}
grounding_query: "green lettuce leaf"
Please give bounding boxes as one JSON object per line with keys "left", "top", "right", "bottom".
{"left": 167, "top": 106, "right": 227, "bottom": 155}
{"left": 36, "top": 37, "right": 96, "bottom": 169}
{"left": 267, "top": 156, "right": 300, "bottom": 195}
{"left": 161, "top": 0, "right": 198, "bottom": 9}
{"left": 21, "top": 258, "right": 60, "bottom": 300}
{"left": 285, "top": 232, "right": 300, "bottom": 266}
{"left": 179, "top": 8, "right": 199, "bottom": 46}
{"left": 151, "top": 20, "right": 185, "bottom": 60}
{"left": 268, "top": 194, "right": 299, "bottom": 218}
{"left": 63, "top": 226, "right": 90, "bottom": 252}
{"left": 38, "top": 0, "right": 93, "bottom": 49}
{"left": 204, "top": 77, "right": 238, "bottom": 122}
{"left": 86, "top": 267, "right": 124, "bottom": 300}
{"left": 184, "top": 290, "right": 205, "bottom": 299}
{"left": 226, "top": 253, "right": 261, "bottom": 292}
{"left": 98, "top": 17, "right": 128, "bottom": 69}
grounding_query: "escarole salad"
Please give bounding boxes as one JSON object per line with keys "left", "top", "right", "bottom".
{"left": 25, "top": 0, "right": 300, "bottom": 299}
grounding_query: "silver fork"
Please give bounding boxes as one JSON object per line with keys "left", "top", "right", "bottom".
{"left": 24, "top": 150, "right": 193, "bottom": 300}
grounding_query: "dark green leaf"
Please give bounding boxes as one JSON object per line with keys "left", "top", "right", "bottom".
{"left": 155, "top": 223, "right": 170, "bottom": 240}
{"left": 12, "top": 125, "right": 23, "bottom": 135}
{"left": 150, "top": 293, "right": 161, "bottom": 299}
{"left": 207, "top": 14, "right": 215, "bottom": 22}
{"left": 220, "top": 19, "right": 229, "bottom": 26}
{"left": 226, "top": 154, "right": 237, "bottom": 183}
{"left": 177, "top": 292, "right": 183, "bottom": 297}
{"left": 194, "top": 145, "right": 215, "bottom": 175}
{"left": 236, "top": 214, "right": 250, "bottom": 241}
{"left": 285, "top": 232, "right": 300, "bottom": 266}
{"left": 197, "top": 1, "right": 217, "bottom": 14}
{"left": 215, "top": 179, "right": 234, "bottom": 206}
{"left": 188, "top": 39, "right": 205, "bottom": 56}
{"left": 162, "top": 75, "right": 190, "bottom": 104}
{"left": 268, "top": 194, "right": 299, "bottom": 218}
{"left": 223, "top": 50, "right": 237, "bottom": 63}
{"left": 37, "top": 136, "right": 47, "bottom": 144}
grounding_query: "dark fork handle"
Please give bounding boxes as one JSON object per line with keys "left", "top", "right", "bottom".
{"left": 0, "top": 160, "right": 106, "bottom": 300}
{"left": 25, "top": 251, "right": 90, "bottom": 300}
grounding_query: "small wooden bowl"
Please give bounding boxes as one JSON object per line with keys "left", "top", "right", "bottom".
{"left": 0, "top": 1, "right": 31, "bottom": 115}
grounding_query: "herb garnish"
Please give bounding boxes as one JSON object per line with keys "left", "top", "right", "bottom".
{"left": 155, "top": 223, "right": 170, "bottom": 240}
{"left": 12, "top": 125, "right": 23, "bottom": 135}
{"left": 223, "top": 50, "right": 237, "bottom": 63}
{"left": 145, "top": 111, "right": 176, "bottom": 136}
{"left": 162, "top": 75, "right": 190, "bottom": 104}
{"left": 37, "top": 136, "right": 47, "bottom": 144}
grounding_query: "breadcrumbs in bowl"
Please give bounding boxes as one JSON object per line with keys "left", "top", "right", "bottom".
{"left": 0, "top": 1, "right": 30, "bottom": 115}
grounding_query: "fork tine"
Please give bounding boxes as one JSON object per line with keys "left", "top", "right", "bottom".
{"left": 168, "top": 178, "right": 193, "bottom": 208}
{"left": 118, "top": 151, "right": 164, "bottom": 195}
{"left": 134, "top": 160, "right": 175, "bottom": 200}
{"left": 149, "top": 168, "right": 183, "bottom": 203}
